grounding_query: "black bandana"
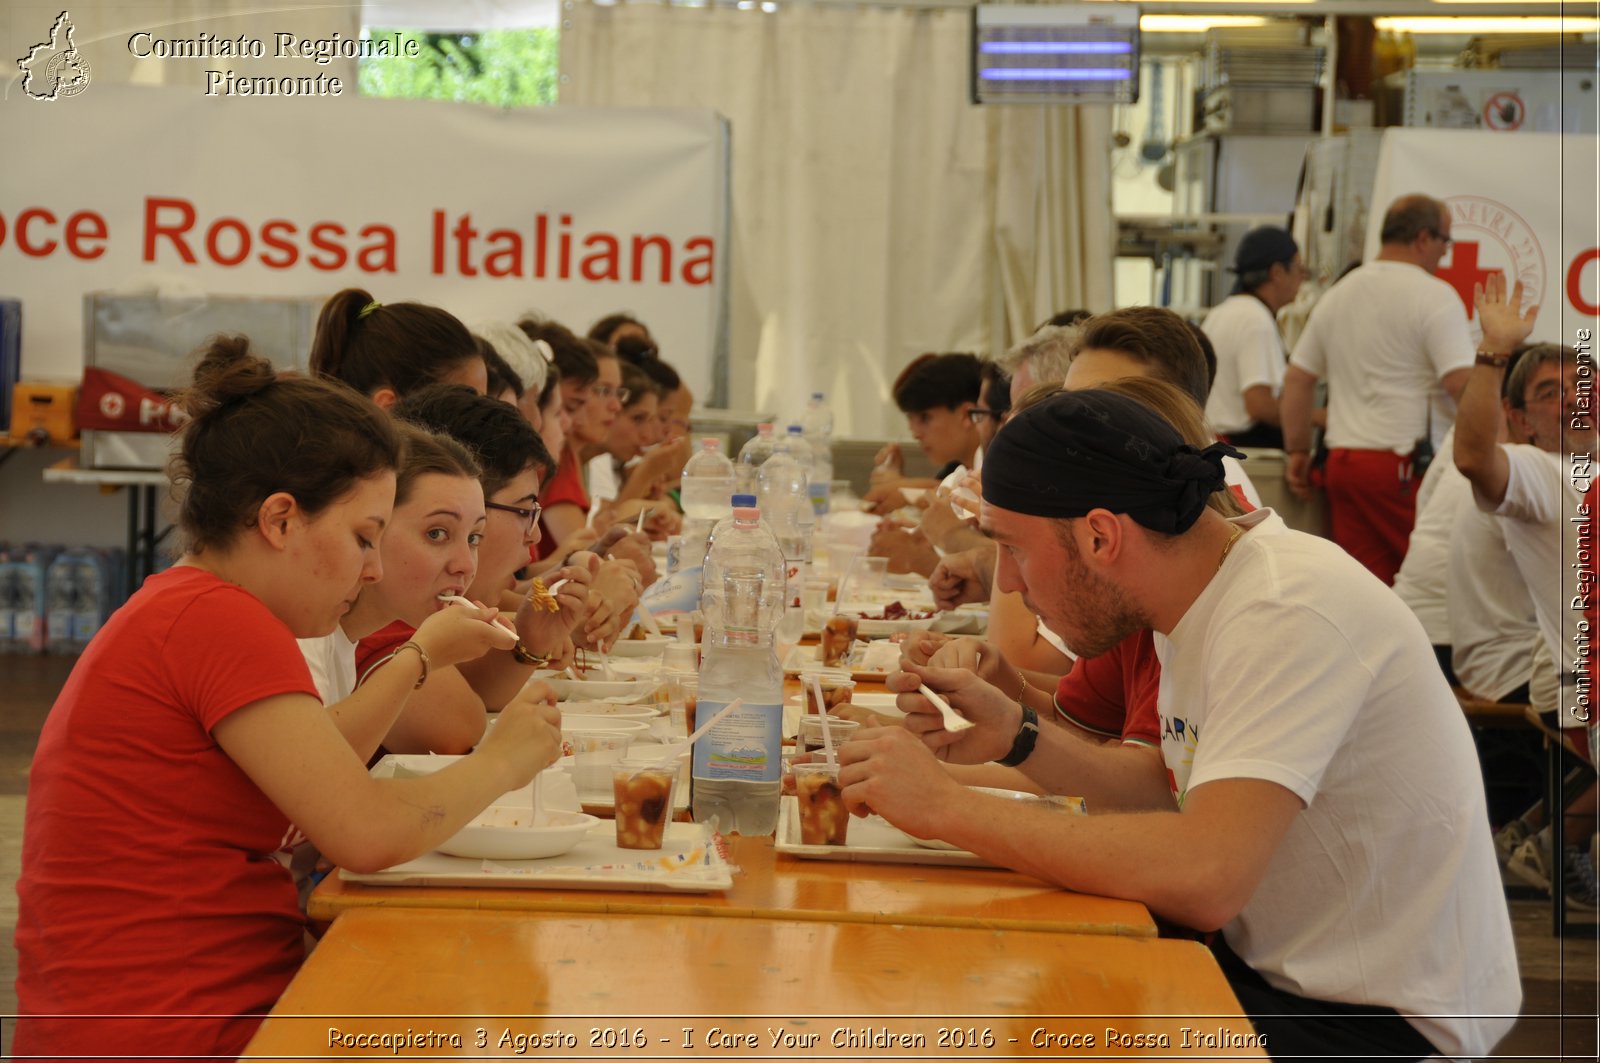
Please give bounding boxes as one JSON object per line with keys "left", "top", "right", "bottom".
{"left": 982, "top": 390, "right": 1243, "bottom": 534}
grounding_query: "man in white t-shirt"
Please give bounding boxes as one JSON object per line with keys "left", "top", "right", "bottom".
{"left": 1454, "top": 279, "right": 1597, "bottom": 897}
{"left": 1282, "top": 194, "right": 1475, "bottom": 586}
{"left": 1453, "top": 281, "right": 1594, "bottom": 723}
{"left": 1201, "top": 226, "right": 1303, "bottom": 449}
{"left": 844, "top": 387, "right": 1518, "bottom": 1059}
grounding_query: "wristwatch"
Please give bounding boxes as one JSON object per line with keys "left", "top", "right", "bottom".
{"left": 994, "top": 705, "right": 1041, "bottom": 768}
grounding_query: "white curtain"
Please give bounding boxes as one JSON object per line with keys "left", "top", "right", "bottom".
{"left": 561, "top": 2, "right": 1113, "bottom": 438}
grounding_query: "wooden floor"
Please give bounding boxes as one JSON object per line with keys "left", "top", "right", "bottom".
{"left": 2, "top": 654, "right": 1597, "bottom": 1057}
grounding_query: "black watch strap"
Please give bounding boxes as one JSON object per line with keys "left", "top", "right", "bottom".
{"left": 994, "top": 705, "right": 1040, "bottom": 768}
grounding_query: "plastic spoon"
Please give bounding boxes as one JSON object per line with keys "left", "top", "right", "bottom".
{"left": 918, "top": 682, "right": 974, "bottom": 733}
{"left": 436, "top": 594, "right": 518, "bottom": 634}
{"left": 637, "top": 605, "right": 664, "bottom": 638}
{"left": 530, "top": 768, "right": 546, "bottom": 827}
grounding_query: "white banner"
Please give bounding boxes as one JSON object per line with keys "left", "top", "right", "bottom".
{"left": 0, "top": 81, "right": 729, "bottom": 397}
{"left": 1367, "top": 128, "right": 1599, "bottom": 346}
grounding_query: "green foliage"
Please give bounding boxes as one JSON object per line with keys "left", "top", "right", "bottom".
{"left": 358, "top": 29, "right": 560, "bottom": 108}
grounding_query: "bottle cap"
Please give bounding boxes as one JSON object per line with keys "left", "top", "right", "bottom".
{"left": 811, "top": 392, "right": 824, "bottom": 400}
{"left": 731, "top": 493, "right": 757, "bottom": 507}
{"left": 757, "top": 423, "right": 773, "bottom": 433}
{"left": 700, "top": 437, "right": 719, "bottom": 450}
{"left": 787, "top": 424, "right": 803, "bottom": 433}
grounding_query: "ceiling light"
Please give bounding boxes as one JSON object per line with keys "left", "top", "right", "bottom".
{"left": 1141, "top": 16, "right": 1272, "bottom": 32}
{"left": 1375, "top": 16, "right": 1600, "bottom": 32}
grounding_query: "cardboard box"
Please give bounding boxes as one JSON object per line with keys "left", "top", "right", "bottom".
{"left": 81, "top": 292, "right": 321, "bottom": 469}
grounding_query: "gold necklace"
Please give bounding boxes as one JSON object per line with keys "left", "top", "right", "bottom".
{"left": 1218, "top": 525, "right": 1244, "bottom": 570}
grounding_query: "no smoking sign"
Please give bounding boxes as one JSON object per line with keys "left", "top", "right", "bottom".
{"left": 1483, "top": 91, "right": 1525, "bottom": 131}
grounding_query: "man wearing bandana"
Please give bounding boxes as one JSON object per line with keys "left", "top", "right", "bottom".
{"left": 838, "top": 386, "right": 1518, "bottom": 1060}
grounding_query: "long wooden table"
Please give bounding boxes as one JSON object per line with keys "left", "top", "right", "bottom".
{"left": 244, "top": 908, "right": 1263, "bottom": 1059}
{"left": 310, "top": 831, "right": 1157, "bottom": 938}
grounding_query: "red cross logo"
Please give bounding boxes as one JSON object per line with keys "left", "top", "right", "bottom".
{"left": 1434, "top": 241, "right": 1503, "bottom": 319}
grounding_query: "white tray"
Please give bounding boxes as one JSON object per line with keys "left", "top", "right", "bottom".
{"left": 342, "top": 821, "right": 731, "bottom": 893}
{"left": 782, "top": 644, "right": 893, "bottom": 682}
{"left": 773, "top": 797, "right": 996, "bottom": 868}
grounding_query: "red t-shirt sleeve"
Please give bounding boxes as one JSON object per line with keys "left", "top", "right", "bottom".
{"left": 542, "top": 449, "right": 590, "bottom": 511}
{"left": 1051, "top": 630, "right": 1161, "bottom": 747}
{"left": 355, "top": 620, "right": 417, "bottom": 686}
{"left": 165, "top": 584, "right": 319, "bottom": 733}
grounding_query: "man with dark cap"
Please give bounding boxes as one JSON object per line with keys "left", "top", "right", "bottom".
{"left": 839, "top": 388, "right": 1517, "bottom": 1059}
{"left": 1201, "top": 227, "right": 1303, "bottom": 449}
{"left": 1280, "top": 193, "right": 1474, "bottom": 585}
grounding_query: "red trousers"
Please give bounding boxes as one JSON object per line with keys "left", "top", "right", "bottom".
{"left": 1323, "top": 448, "right": 1419, "bottom": 586}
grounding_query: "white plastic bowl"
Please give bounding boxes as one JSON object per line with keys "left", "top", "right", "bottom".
{"left": 558, "top": 700, "right": 659, "bottom": 720}
{"left": 561, "top": 714, "right": 652, "bottom": 737}
{"left": 606, "top": 635, "right": 674, "bottom": 657}
{"left": 437, "top": 806, "right": 598, "bottom": 860}
{"left": 545, "top": 677, "right": 656, "bottom": 701}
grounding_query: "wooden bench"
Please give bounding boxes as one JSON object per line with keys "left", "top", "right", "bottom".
{"left": 1454, "top": 688, "right": 1535, "bottom": 731}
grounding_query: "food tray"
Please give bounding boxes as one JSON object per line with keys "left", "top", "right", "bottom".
{"left": 782, "top": 644, "right": 896, "bottom": 682}
{"left": 341, "top": 822, "right": 730, "bottom": 893}
{"left": 773, "top": 798, "right": 997, "bottom": 868}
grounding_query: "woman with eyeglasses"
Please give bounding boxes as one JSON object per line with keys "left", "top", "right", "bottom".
{"left": 15, "top": 342, "right": 561, "bottom": 1060}
{"left": 355, "top": 385, "right": 593, "bottom": 757}
{"left": 516, "top": 318, "right": 655, "bottom": 644}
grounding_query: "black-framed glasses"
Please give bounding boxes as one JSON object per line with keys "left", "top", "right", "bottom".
{"left": 485, "top": 500, "right": 542, "bottom": 534}
{"left": 1426, "top": 229, "right": 1453, "bottom": 248}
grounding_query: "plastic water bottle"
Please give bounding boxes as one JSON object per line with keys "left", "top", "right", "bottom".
{"left": 46, "top": 551, "right": 79, "bottom": 655}
{"left": 19, "top": 548, "right": 54, "bottom": 655}
{"left": 692, "top": 502, "right": 787, "bottom": 836}
{"left": 758, "top": 452, "right": 815, "bottom": 646}
{"left": 680, "top": 438, "right": 736, "bottom": 522}
{"left": 735, "top": 423, "right": 778, "bottom": 496}
{"left": 0, "top": 550, "right": 18, "bottom": 654}
{"left": 73, "top": 550, "right": 108, "bottom": 650}
{"left": 800, "top": 393, "right": 835, "bottom": 516}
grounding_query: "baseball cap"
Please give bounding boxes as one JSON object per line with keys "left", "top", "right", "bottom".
{"left": 1230, "top": 227, "right": 1299, "bottom": 292}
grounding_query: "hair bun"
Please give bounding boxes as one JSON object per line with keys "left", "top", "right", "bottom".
{"left": 184, "top": 335, "right": 277, "bottom": 418}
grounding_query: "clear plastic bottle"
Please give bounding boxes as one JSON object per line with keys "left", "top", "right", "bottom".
{"left": 735, "top": 423, "right": 778, "bottom": 496}
{"left": 692, "top": 503, "right": 787, "bottom": 836}
{"left": 680, "top": 438, "right": 737, "bottom": 522}
{"left": 0, "top": 550, "right": 18, "bottom": 655}
{"left": 758, "top": 451, "right": 814, "bottom": 646}
{"left": 799, "top": 393, "right": 835, "bottom": 516}
{"left": 73, "top": 550, "right": 108, "bottom": 651}
{"left": 45, "top": 550, "right": 78, "bottom": 656}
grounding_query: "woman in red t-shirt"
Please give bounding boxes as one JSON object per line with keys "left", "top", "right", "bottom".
{"left": 15, "top": 339, "right": 562, "bottom": 1061}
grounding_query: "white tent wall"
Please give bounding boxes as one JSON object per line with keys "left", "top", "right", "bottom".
{"left": 561, "top": 2, "right": 1113, "bottom": 438}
